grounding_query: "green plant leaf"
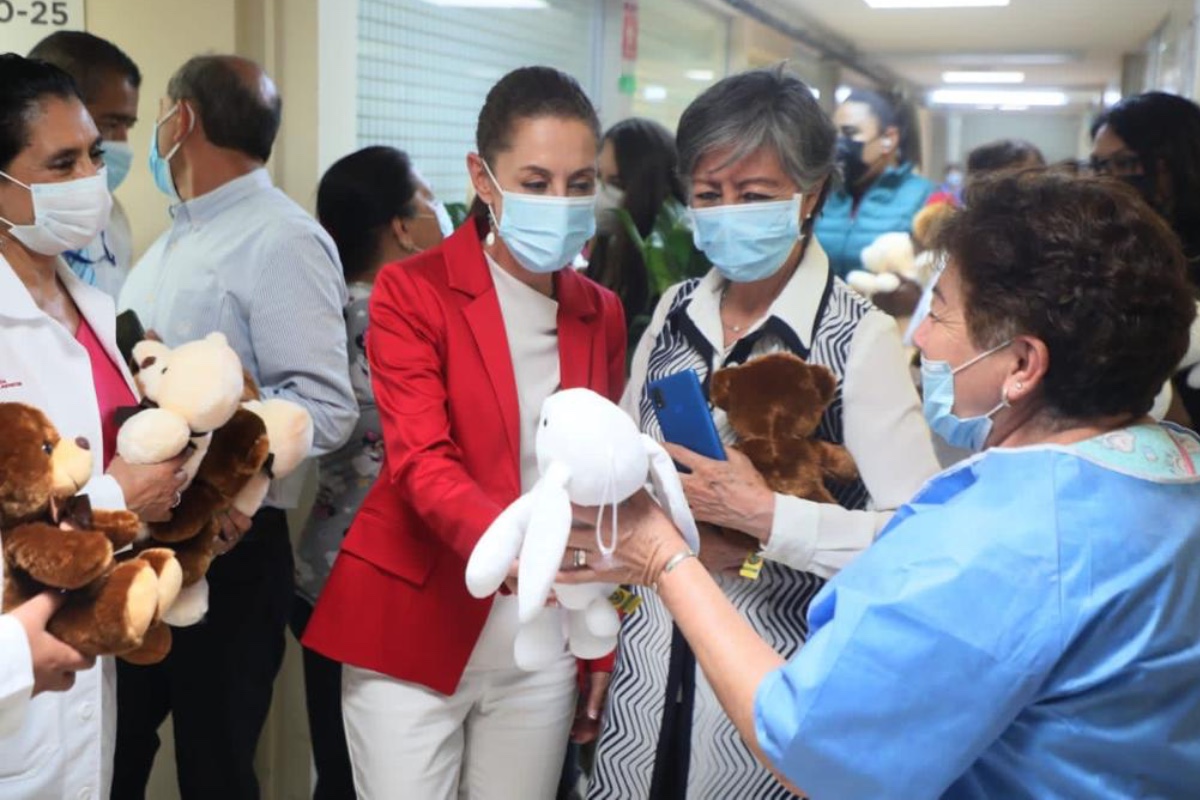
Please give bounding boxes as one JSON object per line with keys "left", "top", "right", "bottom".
{"left": 615, "top": 208, "right": 646, "bottom": 251}
{"left": 444, "top": 201, "right": 471, "bottom": 228}
{"left": 609, "top": 198, "right": 711, "bottom": 302}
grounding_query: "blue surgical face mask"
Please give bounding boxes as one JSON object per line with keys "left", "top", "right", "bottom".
{"left": 148, "top": 103, "right": 191, "bottom": 201}
{"left": 690, "top": 195, "right": 803, "bottom": 283}
{"left": 920, "top": 339, "right": 1013, "bottom": 452}
{"left": 482, "top": 160, "right": 596, "bottom": 274}
{"left": 101, "top": 140, "right": 133, "bottom": 192}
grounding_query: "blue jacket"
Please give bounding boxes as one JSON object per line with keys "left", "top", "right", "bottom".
{"left": 814, "top": 162, "right": 934, "bottom": 279}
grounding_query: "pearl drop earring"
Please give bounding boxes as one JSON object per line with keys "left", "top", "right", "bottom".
{"left": 485, "top": 204, "right": 498, "bottom": 247}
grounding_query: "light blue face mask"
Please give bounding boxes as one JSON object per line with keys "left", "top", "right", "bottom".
{"left": 690, "top": 195, "right": 803, "bottom": 283}
{"left": 100, "top": 140, "right": 133, "bottom": 193}
{"left": 431, "top": 199, "right": 455, "bottom": 238}
{"left": 482, "top": 160, "right": 596, "bottom": 274}
{"left": 148, "top": 103, "right": 192, "bottom": 202}
{"left": 920, "top": 339, "right": 1013, "bottom": 452}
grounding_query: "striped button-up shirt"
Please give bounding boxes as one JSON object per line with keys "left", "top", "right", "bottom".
{"left": 119, "top": 168, "right": 358, "bottom": 507}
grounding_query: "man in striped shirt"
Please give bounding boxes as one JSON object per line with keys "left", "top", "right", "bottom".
{"left": 116, "top": 54, "right": 357, "bottom": 800}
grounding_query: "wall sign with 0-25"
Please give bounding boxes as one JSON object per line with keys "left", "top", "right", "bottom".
{"left": 0, "top": 1, "right": 85, "bottom": 58}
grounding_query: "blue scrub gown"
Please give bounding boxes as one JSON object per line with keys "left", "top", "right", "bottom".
{"left": 754, "top": 422, "right": 1200, "bottom": 799}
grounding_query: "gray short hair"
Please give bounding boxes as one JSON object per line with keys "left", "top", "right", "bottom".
{"left": 168, "top": 55, "right": 280, "bottom": 163}
{"left": 677, "top": 66, "right": 836, "bottom": 203}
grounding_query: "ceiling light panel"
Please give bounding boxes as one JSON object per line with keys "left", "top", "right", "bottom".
{"left": 929, "top": 89, "right": 1068, "bottom": 106}
{"left": 420, "top": 0, "right": 547, "bottom": 8}
{"left": 942, "top": 71, "right": 1024, "bottom": 83}
{"left": 865, "top": 0, "right": 1009, "bottom": 8}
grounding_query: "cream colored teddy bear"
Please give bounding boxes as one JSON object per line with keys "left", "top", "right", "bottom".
{"left": 116, "top": 332, "right": 246, "bottom": 492}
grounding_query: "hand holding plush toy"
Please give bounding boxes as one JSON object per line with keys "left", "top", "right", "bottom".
{"left": 112, "top": 334, "right": 314, "bottom": 628}
{"left": 465, "top": 388, "right": 699, "bottom": 671}
{"left": 710, "top": 353, "right": 858, "bottom": 504}
{"left": 0, "top": 403, "right": 182, "bottom": 664}
{"left": 145, "top": 390, "right": 313, "bottom": 627}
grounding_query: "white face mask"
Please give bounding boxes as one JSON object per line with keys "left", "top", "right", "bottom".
{"left": 596, "top": 183, "right": 624, "bottom": 213}
{"left": 595, "top": 182, "right": 625, "bottom": 235}
{"left": 0, "top": 168, "right": 113, "bottom": 256}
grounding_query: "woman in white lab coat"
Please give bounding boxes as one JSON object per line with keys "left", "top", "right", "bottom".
{"left": 0, "top": 54, "right": 187, "bottom": 798}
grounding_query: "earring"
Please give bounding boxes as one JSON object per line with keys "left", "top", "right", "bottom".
{"left": 485, "top": 204, "right": 498, "bottom": 247}
{"left": 1015, "top": 381, "right": 1024, "bottom": 392}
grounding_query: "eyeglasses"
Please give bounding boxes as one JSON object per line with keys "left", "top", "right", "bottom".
{"left": 1089, "top": 152, "right": 1143, "bottom": 176}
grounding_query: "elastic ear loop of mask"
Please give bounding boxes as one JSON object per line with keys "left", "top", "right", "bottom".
{"left": 594, "top": 450, "right": 618, "bottom": 559}
{"left": 159, "top": 102, "right": 194, "bottom": 163}
{"left": 0, "top": 170, "right": 32, "bottom": 230}
{"left": 480, "top": 159, "right": 504, "bottom": 236}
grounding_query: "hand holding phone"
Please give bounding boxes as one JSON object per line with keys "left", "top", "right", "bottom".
{"left": 648, "top": 370, "right": 725, "bottom": 465}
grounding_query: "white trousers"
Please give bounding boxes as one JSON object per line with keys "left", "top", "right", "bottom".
{"left": 342, "top": 656, "right": 576, "bottom": 799}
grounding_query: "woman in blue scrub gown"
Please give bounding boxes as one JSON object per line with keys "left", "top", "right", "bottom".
{"left": 561, "top": 171, "right": 1200, "bottom": 799}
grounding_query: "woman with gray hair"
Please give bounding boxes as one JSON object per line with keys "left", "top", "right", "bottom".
{"left": 588, "top": 67, "right": 939, "bottom": 798}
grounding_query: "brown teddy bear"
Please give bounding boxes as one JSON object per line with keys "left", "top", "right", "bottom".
{"left": 154, "top": 393, "right": 314, "bottom": 623}
{"left": 139, "top": 395, "right": 271, "bottom": 626}
{"left": 710, "top": 352, "right": 859, "bottom": 504}
{"left": 134, "top": 375, "right": 313, "bottom": 627}
{"left": 114, "top": 336, "right": 283, "bottom": 628}
{"left": 0, "top": 403, "right": 182, "bottom": 663}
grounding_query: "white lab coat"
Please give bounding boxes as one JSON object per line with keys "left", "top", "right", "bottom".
{"left": 0, "top": 255, "right": 135, "bottom": 799}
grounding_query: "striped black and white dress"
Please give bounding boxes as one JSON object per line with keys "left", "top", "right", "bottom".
{"left": 589, "top": 246, "right": 879, "bottom": 800}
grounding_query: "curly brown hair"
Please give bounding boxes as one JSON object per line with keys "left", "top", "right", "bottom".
{"left": 936, "top": 171, "right": 1195, "bottom": 420}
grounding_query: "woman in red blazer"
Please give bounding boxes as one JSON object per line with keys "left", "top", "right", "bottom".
{"left": 304, "top": 66, "right": 626, "bottom": 799}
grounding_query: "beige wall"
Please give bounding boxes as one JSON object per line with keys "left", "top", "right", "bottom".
{"left": 85, "top": 0, "right": 238, "bottom": 259}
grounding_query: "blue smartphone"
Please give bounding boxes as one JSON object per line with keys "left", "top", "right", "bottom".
{"left": 648, "top": 370, "right": 726, "bottom": 464}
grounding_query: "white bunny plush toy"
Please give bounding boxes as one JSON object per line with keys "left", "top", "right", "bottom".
{"left": 465, "top": 388, "right": 699, "bottom": 671}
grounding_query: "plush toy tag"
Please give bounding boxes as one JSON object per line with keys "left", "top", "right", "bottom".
{"left": 740, "top": 551, "right": 765, "bottom": 580}
{"left": 609, "top": 586, "right": 642, "bottom": 614}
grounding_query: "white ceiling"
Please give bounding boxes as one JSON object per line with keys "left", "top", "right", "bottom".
{"left": 774, "top": 0, "right": 1178, "bottom": 91}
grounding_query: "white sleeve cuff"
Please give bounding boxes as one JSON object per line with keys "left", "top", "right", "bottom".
{"left": 761, "top": 494, "right": 891, "bottom": 580}
{"left": 0, "top": 615, "right": 34, "bottom": 739}
{"left": 760, "top": 493, "right": 820, "bottom": 573}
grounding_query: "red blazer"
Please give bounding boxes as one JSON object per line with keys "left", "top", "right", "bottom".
{"left": 304, "top": 218, "right": 626, "bottom": 695}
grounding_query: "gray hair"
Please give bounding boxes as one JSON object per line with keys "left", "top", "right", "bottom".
{"left": 677, "top": 66, "right": 837, "bottom": 214}
{"left": 168, "top": 55, "right": 280, "bottom": 163}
